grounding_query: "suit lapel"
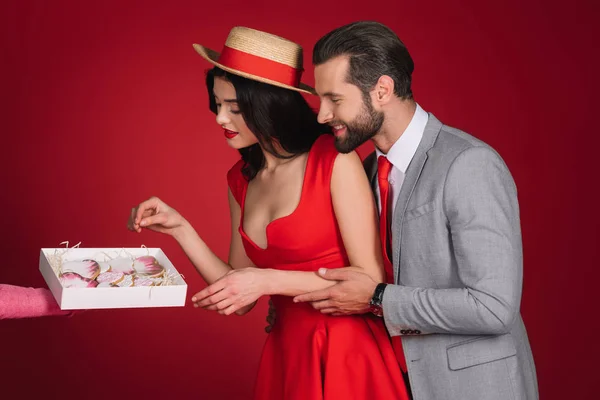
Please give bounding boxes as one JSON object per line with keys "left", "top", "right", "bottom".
{"left": 364, "top": 151, "right": 378, "bottom": 192}
{"left": 391, "top": 114, "right": 442, "bottom": 282}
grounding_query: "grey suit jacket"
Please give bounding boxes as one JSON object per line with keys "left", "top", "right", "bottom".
{"left": 364, "top": 114, "right": 538, "bottom": 400}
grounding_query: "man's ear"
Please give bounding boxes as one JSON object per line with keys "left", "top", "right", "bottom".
{"left": 373, "top": 75, "right": 395, "bottom": 105}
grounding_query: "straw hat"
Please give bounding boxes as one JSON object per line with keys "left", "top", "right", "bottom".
{"left": 193, "top": 27, "right": 315, "bottom": 95}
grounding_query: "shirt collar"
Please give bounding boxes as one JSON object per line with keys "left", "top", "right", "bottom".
{"left": 375, "top": 103, "right": 428, "bottom": 173}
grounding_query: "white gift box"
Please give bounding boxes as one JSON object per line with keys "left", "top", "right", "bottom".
{"left": 39, "top": 247, "right": 188, "bottom": 310}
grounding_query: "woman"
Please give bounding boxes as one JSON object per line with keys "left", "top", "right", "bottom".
{"left": 128, "top": 27, "right": 409, "bottom": 400}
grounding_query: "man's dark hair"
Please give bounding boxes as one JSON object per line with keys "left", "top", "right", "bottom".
{"left": 313, "top": 21, "right": 414, "bottom": 100}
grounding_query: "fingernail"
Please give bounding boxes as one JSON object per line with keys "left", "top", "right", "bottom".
{"left": 191, "top": 297, "right": 196, "bottom": 302}
{"left": 318, "top": 268, "right": 326, "bottom": 275}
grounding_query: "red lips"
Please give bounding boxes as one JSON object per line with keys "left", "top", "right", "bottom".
{"left": 224, "top": 129, "right": 239, "bottom": 139}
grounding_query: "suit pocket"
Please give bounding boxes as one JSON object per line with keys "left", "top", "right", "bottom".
{"left": 447, "top": 333, "right": 517, "bottom": 371}
{"left": 405, "top": 201, "right": 435, "bottom": 221}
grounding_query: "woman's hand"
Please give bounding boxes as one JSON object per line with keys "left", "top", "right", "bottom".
{"left": 191, "top": 268, "right": 270, "bottom": 316}
{"left": 127, "top": 196, "right": 186, "bottom": 236}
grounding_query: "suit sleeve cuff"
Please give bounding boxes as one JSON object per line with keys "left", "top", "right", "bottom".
{"left": 382, "top": 284, "right": 427, "bottom": 336}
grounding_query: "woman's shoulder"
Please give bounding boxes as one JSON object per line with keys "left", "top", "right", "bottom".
{"left": 313, "top": 133, "right": 335, "bottom": 148}
{"left": 310, "top": 134, "right": 338, "bottom": 159}
{"left": 227, "top": 159, "right": 245, "bottom": 183}
{"left": 304, "top": 134, "right": 343, "bottom": 185}
{"left": 227, "top": 159, "right": 246, "bottom": 205}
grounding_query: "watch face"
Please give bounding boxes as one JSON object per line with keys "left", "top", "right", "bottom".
{"left": 369, "top": 305, "right": 383, "bottom": 317}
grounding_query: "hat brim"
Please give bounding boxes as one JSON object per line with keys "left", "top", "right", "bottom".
{"left": 193, "top": 44, "right": 315, "bottom": 95}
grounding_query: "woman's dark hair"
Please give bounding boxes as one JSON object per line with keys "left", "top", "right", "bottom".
{"left": 206, "top": 67, "right": 330, "bottom": 180}
{"left": 313, "top": 21, "right": 414, "bottom": 100}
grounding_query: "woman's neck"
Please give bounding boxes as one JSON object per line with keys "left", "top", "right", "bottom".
{"left": 259, "top": 143, "right": 300, "bottom": 171}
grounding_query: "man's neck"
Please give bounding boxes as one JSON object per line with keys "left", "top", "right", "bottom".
{"left": 372, "top": 99, "right": 417, "bottom": 154}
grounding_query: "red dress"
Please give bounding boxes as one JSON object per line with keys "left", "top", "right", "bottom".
{"left": 227, "top": 135, "right": 409, "bottom": 400}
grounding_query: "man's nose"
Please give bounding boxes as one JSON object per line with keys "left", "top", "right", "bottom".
{"left": 317, "top": 105, "right": 333, "bottom": 124}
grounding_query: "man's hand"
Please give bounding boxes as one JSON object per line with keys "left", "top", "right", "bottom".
{"left": 293, "top": 267, "right": 378, "bottom": 315}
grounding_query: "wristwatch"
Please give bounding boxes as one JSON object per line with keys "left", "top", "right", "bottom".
{"left": 369, "top": 283, "right": 387, "bottom": 317}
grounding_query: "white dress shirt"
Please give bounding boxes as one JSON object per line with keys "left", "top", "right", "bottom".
{"left": 375, "top": 103, "right": 428, "bottom": 217}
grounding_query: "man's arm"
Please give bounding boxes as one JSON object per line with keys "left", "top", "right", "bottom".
{"left": 383, "top": 146, "right": 523, "bottom": 335}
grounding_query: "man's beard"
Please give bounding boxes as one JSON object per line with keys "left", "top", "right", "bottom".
{"left": 334, "top": 95, "right": 384, "bottom": 154}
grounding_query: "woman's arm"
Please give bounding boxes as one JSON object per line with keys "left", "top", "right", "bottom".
{"left": 188, "top": 190, "right": 260, "bottom": 315}
{"left": 174, "top": 190, "right": 255, "bottom": 284}
{"left": 329, "top": 150, "right": 386, "bottom": 282}
{"left": 132, "top": 193, "right": 259, "bottom": 315}
{"left": 132, "top": 193, "right": 253, "bottom": 285}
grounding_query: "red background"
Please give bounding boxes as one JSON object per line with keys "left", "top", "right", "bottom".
{"left": 1, "top": 0, "right": 598, "bottom": 398}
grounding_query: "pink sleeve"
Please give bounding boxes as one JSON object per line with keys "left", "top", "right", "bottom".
{"left": 0, "top": 284, "right": 72, "bottom": 319}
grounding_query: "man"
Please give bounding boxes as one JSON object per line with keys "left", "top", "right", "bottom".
{"left": 293, "top": 21, "right": 538, "bottom": 400}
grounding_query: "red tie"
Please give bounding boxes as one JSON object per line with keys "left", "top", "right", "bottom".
{"left": 377, "top": 156, "right": 408, "bottom": 373}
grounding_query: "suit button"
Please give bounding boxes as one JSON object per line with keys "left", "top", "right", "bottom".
{"left": 400, "top": 330, "right": 407, "bottom": 334}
